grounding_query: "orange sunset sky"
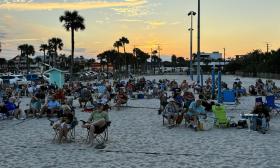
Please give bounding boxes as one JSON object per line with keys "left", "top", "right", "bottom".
{"left": 0, "top": 0, "right": 280, "bottom": 60}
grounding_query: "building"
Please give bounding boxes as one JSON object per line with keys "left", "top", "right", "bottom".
{"left": 91, "top": 63, "right": 113, "bottom": 72}
{"left": 194, "top": 52, "right": 223, "bottom": 61}
{"left": 44, "top": 68, "right": 66, "bottom": 88}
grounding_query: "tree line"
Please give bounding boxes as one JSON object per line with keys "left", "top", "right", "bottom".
{"left": 224, "top": 49, "right": 280, "bottom": 74}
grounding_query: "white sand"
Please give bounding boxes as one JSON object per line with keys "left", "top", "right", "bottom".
{"left": 1, "top": 75, "right": 280, "bottom": 168}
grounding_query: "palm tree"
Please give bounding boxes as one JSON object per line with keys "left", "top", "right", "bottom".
{"left": 60, "top": 10, "right": 85, "bottom": 81}
{"left": 119, "top": 37, "right": 129, "bottom": 72}
{"left": 171, "top": 55, "right": 177, "bottom": 72}
{"left": 25, "top": 44, "right": 35, "bottom": 73}
{"left": 113, "top": 40, "right": 122, "bottom": 53}
{"left": 17, "top": 44, "right": 26, "bottom": 70}
{"left": 39, "top": 44, "right": 48, "bottom": 64}
{"left": 48, "top": 37, "right": 63, "bottom": 67}
{"left": 18, "top": 44, "right": 35, "bottom": 73}
{"left": 133, "top": 48, "right": 150, "bottom": 74}
{"left": 113, "top": 40, "right": 123, "bottom": 72}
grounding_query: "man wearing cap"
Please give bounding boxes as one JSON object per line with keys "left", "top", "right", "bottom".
{"left": 81, "top": 103, "right": 109, "bottom": 147}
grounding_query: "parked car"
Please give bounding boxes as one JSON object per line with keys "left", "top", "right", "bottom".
{"left": 26, "top": 74, "right": 39, "bottom": 81}
{"left": 1, "top": 75, "right": 28, "bottom": 85}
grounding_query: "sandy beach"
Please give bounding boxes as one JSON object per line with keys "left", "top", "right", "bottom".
{"left": 1, "top": 75, "right": 280, "bottom": 168}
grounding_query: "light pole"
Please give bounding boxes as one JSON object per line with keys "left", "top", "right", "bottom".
{"left": 197, "top": 0, "right": 201, "bottom": 85}
{"left": 223, "top": 48, "right": 226, "bottom": 66}
{"left": 188, "top": 11, "right": 196, "bottom": 81}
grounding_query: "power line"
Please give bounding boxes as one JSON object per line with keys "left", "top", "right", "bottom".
{"left": 265, "top": 42, "right": 271, "bottom": 53}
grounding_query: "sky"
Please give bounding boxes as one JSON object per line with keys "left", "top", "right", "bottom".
{"left": 0, "top": 0, "right": 280, "bottom": 61}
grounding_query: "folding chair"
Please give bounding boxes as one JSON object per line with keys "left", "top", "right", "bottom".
{"left": 52, "top": 117, "right": 78, "bottom": 143}
{"left": 162, "top": 103, "right": 181, "bottom": 126}
{"left": 222, "top": 90, "right": 237, "bottom": 105}
{"left": 212, "top": 105, "right": 233, "bottom": 128}
{"left": 85, "top": 121, "right": 111, "bottom": 145}
{"left": 265, "top": 95, "right": 280, "bottom": 115}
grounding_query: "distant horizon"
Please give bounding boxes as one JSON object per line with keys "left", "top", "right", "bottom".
{"left": 0, "top": 0, "right": 279, "bottom": 60}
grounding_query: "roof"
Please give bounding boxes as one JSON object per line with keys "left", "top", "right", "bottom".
{"left": 44, "top": 68, "right": 67, "bottom": 74}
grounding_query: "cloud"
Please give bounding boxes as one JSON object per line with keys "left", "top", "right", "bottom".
{"left": 117, "top": 19, "right": 143, "bottom": 22}
{"left": 145, "top": 20, "right": 166, "bottom": 26}
{"left": 112, "top": 5, "right": 147, "bottom": 16}
{"left": 0, "top": 0, "right": 147, "bottom": 10}
{"left": 117, "top": 19, "right": 167, "bottom": 29}
{"left": 3, "top": 38, "right": 42, "bottom": 43}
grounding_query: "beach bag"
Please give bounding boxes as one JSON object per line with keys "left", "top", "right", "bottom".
{"left": 199, "top": 118, "right": 214, "bottom": 131}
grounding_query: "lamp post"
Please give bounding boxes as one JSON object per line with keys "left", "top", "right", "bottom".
{"left": 223, "top": 48, "right": 226, "bottom": 66}
{"left": 197, "top": 0, "right": 201, "bottom": 85}
{"left": 188, "top": 11, "right": 196, "bottom": 81}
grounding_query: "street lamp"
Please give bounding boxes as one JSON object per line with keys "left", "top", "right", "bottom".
{"left": 188, "top": 11, "right": 196, "bottom": 81}
{"left": 223, "top": 48, "right": 226, "bottom": 66}
{"left": 197, "top": 0, "right": 201, "bottom": 85}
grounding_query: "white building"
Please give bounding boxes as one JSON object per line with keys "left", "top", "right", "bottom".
{"left": 194, "top": 52, "right": 222, "bottom": 60}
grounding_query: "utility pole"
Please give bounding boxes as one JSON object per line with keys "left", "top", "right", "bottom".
{"left": 265, "top": 42, "right": 270, "bottom": 53}
{"left": 133, "top": 45, "right": 136, "bottom": 75}
{"left": 188, "top": 11, "right": 196, "bottom": 81}
{"left": 197, "top": 0, "right": 201, "bottom": 85}
{"left": 157, "top": 44, "right": 162, "bottom": 74}
{"left": 223, "top": 48, "right": 226, "bottom": 66}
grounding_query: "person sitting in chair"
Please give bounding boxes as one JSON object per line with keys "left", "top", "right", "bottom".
{"left": 81, "top": 103, "right": 109, "bottom": 147}
{"left": 184, "top": 99, "right": 206, "bottom": 131}
{"left": 115, "top": 89, "right": 128, "bottom": 109}
{"left": 52, "top": 107, "right": 74, "bottom": 143}
{"left": 5, "top": 97, "right": 24, "bottom": 120}
{"left": 180, "top": 80, "right": 189, "bottom": 92}
{"left": 251, "top": 102, "right": 270, "bottom": 133}
{"left": 42, "top": 96, "right": 61, "bottom": 118}
{"left": 79, "top": 87, "right": 93, "bottom": 108}
{"left": 162, "top": 98, "right": 181, "bottom": 128}
{"left": 249, "top": 85, "right": 257, "bottom": 96}
{"left": 29, "top": 95, "right": 41, "bottom": 118}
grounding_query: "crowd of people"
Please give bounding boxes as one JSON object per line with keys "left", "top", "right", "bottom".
{"left": 1, "top": 76, "right": 278, "bottom": 145}
{"left": 157, "top": 78, "right": 275, "bottom": 134}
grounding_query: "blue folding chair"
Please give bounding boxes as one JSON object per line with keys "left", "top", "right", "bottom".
{"left": 265, "top": 95, "right": 280, "bottom": 114}
{"left": 222, "top": 89, "right": 236, "bottom": 105}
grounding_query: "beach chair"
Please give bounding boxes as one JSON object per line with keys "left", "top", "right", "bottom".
{"left": 52, "top": 117, "right": 78, "bottom": 143}
{"left": 212, "top": 105, "right": 232, "bottom": 128}
{"left": 265, "top": 95, "right": 280, "bottom": 115}
{"left": 222, "top": 90, "right": 236, "bottom": 105}
{"left": 162, "top": 103, "right": 182, "bottom": 126}
{"left": 84, "top": 121, "right": 111, "bottom": 145}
